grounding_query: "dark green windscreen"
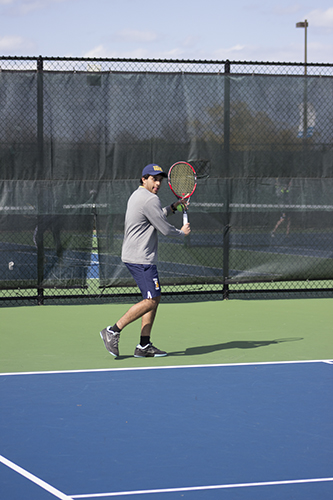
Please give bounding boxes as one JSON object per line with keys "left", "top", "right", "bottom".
{"left": 0, "top": 70, "right": 332, "bottom": 289}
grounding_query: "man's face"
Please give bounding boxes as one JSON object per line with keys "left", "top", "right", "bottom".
{"left": 142, "top": 174, "right": 164, "bottom": 195}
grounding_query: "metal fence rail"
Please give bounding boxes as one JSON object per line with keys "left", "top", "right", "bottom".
{"left": 1, "top": 55, "right": 333, "bottom": 75}
{"left": 0, "top": 56, "right": 332, "bottom": 305}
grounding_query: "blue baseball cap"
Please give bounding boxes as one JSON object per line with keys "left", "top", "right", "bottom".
{"left": 142, "top": 164, "right": 167, "bottom": 178}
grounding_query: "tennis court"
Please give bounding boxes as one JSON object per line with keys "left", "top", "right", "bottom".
{"left": 1, "top": 299, "right": 332, "bottom": 499}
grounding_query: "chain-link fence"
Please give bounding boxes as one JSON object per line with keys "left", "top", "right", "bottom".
{"left": 0, "top": 56, "right": 332, "bottom": 305}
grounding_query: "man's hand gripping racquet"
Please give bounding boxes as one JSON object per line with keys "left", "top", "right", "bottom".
{"left": 168, "top": 161, "right": 197, "bottom": 225}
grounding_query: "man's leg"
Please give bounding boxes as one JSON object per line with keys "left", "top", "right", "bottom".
{"left": 117, "top": 296, "right": 160, "bottom": 331}
{"left": 271, "top": 214, "right": 285, "bottom": 236}
{"left": 286, "top": 216, "right": 291, "bottom": 235}
{"left": 134, "top": 295, "right": 166, "bottom": 357}
{"left": 141, "top": 303, "right": 159, "bottom": 337}
{"left": 99, "top": 297, "right": 160, "bottom": 357}
{"left": 140, "top": 295, "right": 160, "bottom": 341}
{"left": 100, "top": 264, "right": 165, "bottom": 357}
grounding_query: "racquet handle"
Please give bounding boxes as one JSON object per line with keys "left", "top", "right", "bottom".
{"left": 183, "top": 211, "right": 188, "bottom": 225}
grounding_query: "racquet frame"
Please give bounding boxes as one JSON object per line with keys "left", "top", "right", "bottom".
{"left": 168, "top": 161, "right": 197, "bottom": 225}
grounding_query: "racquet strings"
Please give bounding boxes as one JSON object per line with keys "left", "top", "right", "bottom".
{"left": 169, "top": 162, "right": 196, "bottom": 197}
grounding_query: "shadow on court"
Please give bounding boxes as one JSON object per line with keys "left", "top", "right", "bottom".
{"left": 169, "top": 337, "right": 303, "bottom": 356}
{"left": 114, "top": 337, "right": 303, "bottom": 359}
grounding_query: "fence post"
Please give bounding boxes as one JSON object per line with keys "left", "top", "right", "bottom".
{"left": 36, "top": 55, "right": 44, "bottom": 305}
{"left": 223, "top": 60, "right": 231, "bottom": 299}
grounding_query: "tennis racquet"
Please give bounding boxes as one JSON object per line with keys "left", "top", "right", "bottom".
{"left": 168, "top": 161, "right": 197, "bottom": 225}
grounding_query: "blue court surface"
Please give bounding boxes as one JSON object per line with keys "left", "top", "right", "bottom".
{"left": 1, "top": 361, "right": 332, "bottom": 499}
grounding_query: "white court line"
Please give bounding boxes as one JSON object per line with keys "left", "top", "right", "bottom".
{"left": 0, "top": 359, "right": 332, "bottom": 377}
{"left": 0, "top": 454, "right": 73, "bottom": 500}
{"left": 71, "top": 477, "right": 333, "bottom": 498}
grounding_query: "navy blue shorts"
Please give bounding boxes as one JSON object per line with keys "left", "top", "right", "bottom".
{"left": 124, "top": 263, "right": 161, "bottom": 299}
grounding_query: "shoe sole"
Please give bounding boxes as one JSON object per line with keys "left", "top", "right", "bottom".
{"left": 134, "top": 353, "right": 167, "bottom": 358}
{"left": 100, "top": 331, "right": 118, "bottom": 357}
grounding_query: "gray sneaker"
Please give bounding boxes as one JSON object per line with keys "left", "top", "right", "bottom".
{"left": 134, "top": 343, "right": 167, "bottom": 358}
{"left": 100, "top": 327, "right": 120, "bottom": 357}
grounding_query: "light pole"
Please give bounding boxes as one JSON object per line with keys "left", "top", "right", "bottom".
{"left": 296, "top": 20, "right": 308, "bottom": 75}
{"left": 296, "top": 20, "right": 309, "bottom": 140}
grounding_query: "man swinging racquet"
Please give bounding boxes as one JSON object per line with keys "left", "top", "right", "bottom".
{"left": 100, "top": 163, "right": 190, "bottom": 358}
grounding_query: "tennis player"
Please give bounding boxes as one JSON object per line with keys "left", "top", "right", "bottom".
{"left": 271, "top": 179, "right": 292, "bottom": 237}
{"left": 100, "top": 163, "right": 191, "bottom": 358}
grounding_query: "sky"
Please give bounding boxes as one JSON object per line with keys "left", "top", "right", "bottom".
{"left": 0, "top": 0, "right": 332, "bottom": 64}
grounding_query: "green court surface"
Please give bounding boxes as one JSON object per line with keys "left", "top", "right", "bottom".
{"left": 1, "top": 298, "right": 332, "bottom": 374}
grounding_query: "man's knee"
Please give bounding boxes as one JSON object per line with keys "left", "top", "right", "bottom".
{"left": 143, "top": 296, "right": 160, "bottom": 311}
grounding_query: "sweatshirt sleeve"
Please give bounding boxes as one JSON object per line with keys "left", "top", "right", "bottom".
{"left": 162, "top": 205, "right": 173, "bottom": 217}
{"left": 145, "top": 196, "right": 184, "bottom": 237}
